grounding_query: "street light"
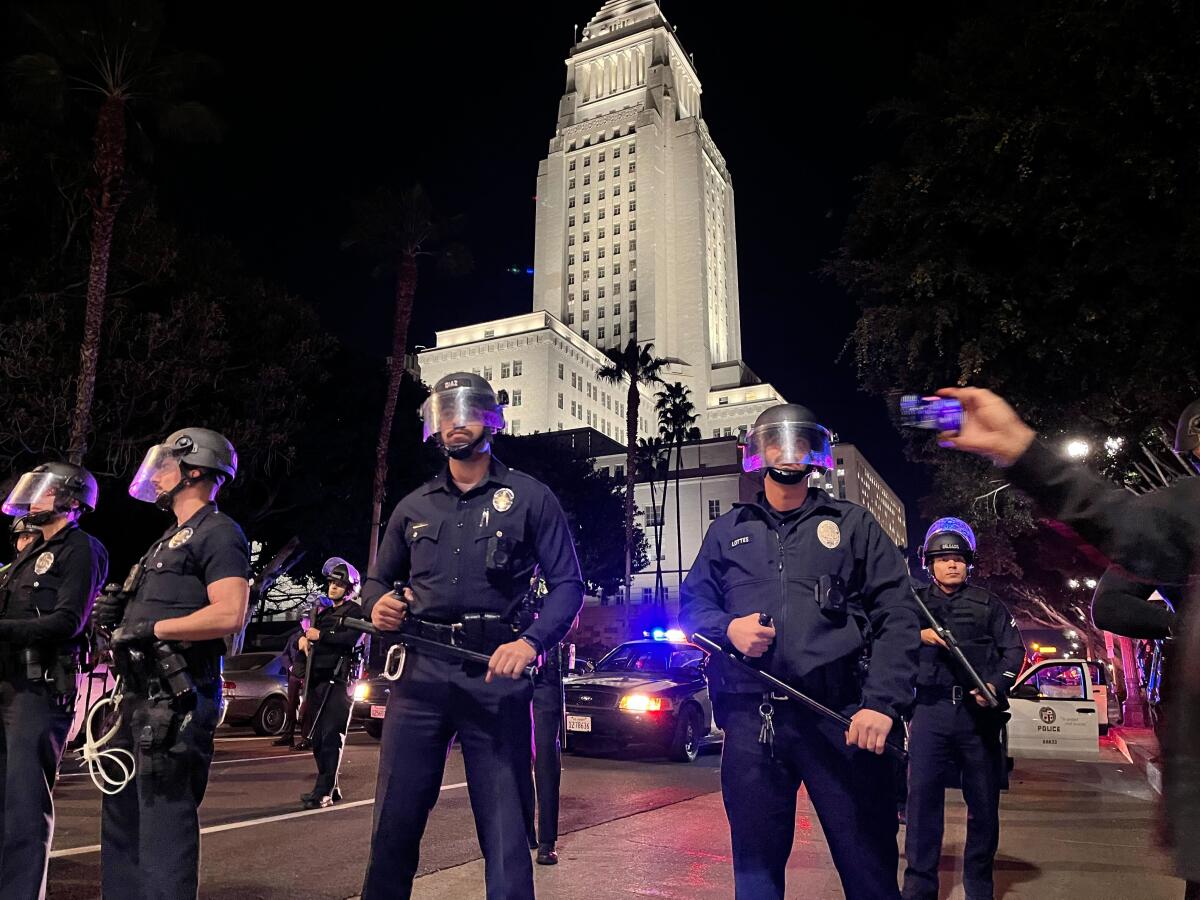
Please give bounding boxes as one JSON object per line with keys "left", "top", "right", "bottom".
{"left": 1065, "top": 439, "right": 1090, "bottom": 459}
{"left": 1084, "top": 578, "right": 1097, "bottom": 590}
{"left": 1067, "top": 578, "right": 1081, "bottom": 589}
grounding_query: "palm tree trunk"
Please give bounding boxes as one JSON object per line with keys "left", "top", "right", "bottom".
{"left": 68, "top": 95, "right": 127, "bottom": 464}
{"left": 674, "top": 440, "right": 683, "bottom": 605}
{"left": 368, "top": 251, "right": 418, "bottom": 570}
{"left": 623, "top": 381, "right": 638, "bottom": 604}
{"left": 649, "top": 472, "right": 663, "bottom": 602}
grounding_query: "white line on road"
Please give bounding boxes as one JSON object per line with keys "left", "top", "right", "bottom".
{"left": 49, "top": 782, "right": 469, "bottom": 858}
{"left": 58, "top": 740, "right": 379, "bottom": 779}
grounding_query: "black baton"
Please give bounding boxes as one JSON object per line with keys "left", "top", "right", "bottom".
{"left": 339, "top": 617, "right": 537, "bottom": 678}
{"left": 691, "top": 630, "right": 908, "bottom": 761}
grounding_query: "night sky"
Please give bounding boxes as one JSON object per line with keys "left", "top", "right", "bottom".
{"left": 140, "top": 3, "right": 957, "bottom": 546}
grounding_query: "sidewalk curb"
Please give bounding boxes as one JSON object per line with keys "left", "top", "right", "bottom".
{"left": 1112, "top": 727, "right": 1163, "bottom": 795}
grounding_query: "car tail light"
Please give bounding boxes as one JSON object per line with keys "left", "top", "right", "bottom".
{"left": 223, "top": 681, "right": 236, "bottom": 691}
{"left": 619, "top": 694, "right": 669, "bottom": 712}
{"left": 353, "top": 682, "right": 369, "bottom": 702}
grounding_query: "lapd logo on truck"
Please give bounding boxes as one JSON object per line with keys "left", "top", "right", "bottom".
{"left": 1039, "top": 707, "right": 1056, "bottom": 725}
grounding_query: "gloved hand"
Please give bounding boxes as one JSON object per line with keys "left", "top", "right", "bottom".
{"left": 111, "top": 620, "right": 158, "bottom": 646}
{"left": 92, "top": 589, "right": 127, "bottom": 630}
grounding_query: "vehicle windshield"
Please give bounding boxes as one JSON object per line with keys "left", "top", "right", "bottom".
{"left": 595, "top": 643, "right": 704, "bottom": 673}
{"left": 225, "top": 653, "right": 275, "bottom": 671}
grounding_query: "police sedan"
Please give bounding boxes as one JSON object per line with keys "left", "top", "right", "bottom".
{"left": 564, "top": 632, "right": 721, "bottom": 763}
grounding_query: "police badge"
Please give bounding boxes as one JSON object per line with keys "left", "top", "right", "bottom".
{"left": 169, "top": 528, "right": 195, "bottom": 550}
{"left": 816, "top": 520, "right": 841, "bottom": 549}
{"left": 33, "top": 551, "right": 54, "bottom": 575}
{"left": 492, "top": 488, "right": 515, "bottom": 512}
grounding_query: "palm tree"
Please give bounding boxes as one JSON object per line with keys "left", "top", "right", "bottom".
{"left": 655, "top": 382, "right": 699, "bottom": 599}
{"left": 635, "top": 437, "right": 670, "bottom": 602}
{"left": 344, "top": 183, "right": 471, "bottom": 569}
{"left": 598, "top": 339, "right": 668, "bottom": 602}
{"left": 7, "top": 3, "right": 222, "bottom": 462}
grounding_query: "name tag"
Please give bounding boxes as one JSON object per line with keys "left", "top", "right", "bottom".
{"left": 730, "top": 536, "right": 751, "bottom": 548}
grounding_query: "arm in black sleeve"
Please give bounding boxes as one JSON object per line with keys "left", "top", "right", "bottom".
{"left": 858, "top": 516, "right": 921, "bottom": 720}
{"left": 1007, "top": 440, "right": 1200, "bottom": 585}
{"left": 678, "top": 523, "right": 735, "bottom": 648}
{"left": 0, "top": 537, "right": 108, "bottom": 644}
{"left": 361, "top": 509, "right": 412, "bottom": 618}
{"left": 1091, "top": 567, "right": 1176, "bottom": 639}
{"left": 985, "top": 598, "right": 1025, "bottom": 695}
{"left": 521, "top": 489, "right": 584, "bottom": 651}
{"left": 321, "top": 603, "right": 366, "bottom": 649}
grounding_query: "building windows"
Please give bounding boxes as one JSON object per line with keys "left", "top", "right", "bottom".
{"left": 628, "top": 143, "right": 635, "bottom": 154}
{"left": 613, "top": 185, "right": 620, "bottom": 196}
{"left": 613, "top": 283, "right": 621, "bottom": 295}
{"left": 723, "top": 427, "right": 732, "bottom": 437}
{"left": 568, "top": 216, "right": 575, "bottom": 228}
{"left": 614, "top": 322, "right": 621, "bottom": 336}
{"left": 629, "top": 160, "right": 636, "bottom": 173}
{"left": 598, "top": 228, "right": 606, "bottom": 240}
{"left": 582, "top": 289, "right": 590, "bottom": 301}
{"left": 598, "top": 266, "right": 606, "bottom": 278}
{"left": 582, "top": 309, "right": 590, "bottom": 322}
{"left": 630, "top": 278, "right": 637, "bottom": 291}
{"left": 718, "top": 396, "right": 729, "bottom": 405}
{"left": 613, "top": 302, "right": 621, "bottom": 314}
{"left": 598, "top": 170, "right": 605, "bottom": 182}
{"left": 598, "top": 208, "right": 605, "bottom": 220}
{"left": 629, "top": 181, "right": 636, "bottom": 192}
{"left": 558, "top": 363, "right": 564, "bottom": 380}
{"left": 583, "top": 232, "right": 590, "bottom": 243}
{"left": 557, "top": 393, "right": 564, "bottom": 409}
{"left": 598, "top": 306, "right": 606, "bottom": 318}
{"left": 613, "top": 263, "right": 621, "bottom": 276}
{"left": 571, "top": 372, "right": 578, "bottom": 388}
{"left": 583, "top": 192, "right": 590, "bottom": 204}
{"left": 645, "top": 504, "right": 663, "bottom": 527}
{"left": 568, "top": 177, "right": 576, "bottom": 189}
{"left": 629, "top": 220, "right": 636, "bottom": 232}
{"left": 567, "top": 312, "right": 575, "bottom": 324}
{"left": 583, "top": 250, "right": 590, "bottom": 263}
{"left": 584, "top": 174, "right": 591, "bottom": 186}
{"left": 513, "top": 360, "right": 522, "bottom": 376}
{"left": 483, "top": 366, "right": 492, "bottom": 380}
{"left": 629, "top": 200, "right": 637, "bottom": 212}
{"left": 568, "top": 273, "right": 575, "bottom": 285}
{"left": 598, "top": 286, "right": 606, "bottom": 298}
{"left": 584, "top": 156, "right": 591, "bottom": 167}
{"left": 568, "top": 197, "right": 575, "bottom": 209}
{"left": 613, "top": 223, "right": 621, "bottom": 235}
{"left": 713, "top": 429, "right": 720, "bottom": 438}
{"left": 583, "top": 330, "right": 590, "bottom": 341}
{"left": 615, "top": 465, "right": 625, "bottom": 480}
{"left": 613, "top": 244, "right": 620, "bottom": 255}
{"left": 511, "top": 420, "right": 520, "bottom": 435}
{"left": 583, "top": 270, "right": 590, "bottom": 282}
{"left": 598, "top": 248, "right": 606, "bottom": 260}
{"left": 613, "top": 205, "right": 620, "bottom": 218}
{"left": 569, "top": 159, "right": 576, "bottom": 171}
{"left": 598, "top": 326, "right": 606, "bottom": 339}
{"left": 613, "top": 146, "right": 621, "bottom": 159}
{"left": 641, "top": 587, "right": 653, "bottom": 603}
{"left": 598, "top": 151, "right": 606, "bottom": 162}
{"left": 598, "top": 190, "right": 605, "bottom": 201}
{"left": 568, "top": 254, "right": 575, "bottom": 266}
{"left": 709, "top": 500, "right": 722, "bottom": 520}
{"left": 583, "top": 212, "right": 591, "bottom": 224}
{"left": 512, "top": 390, "right": 522, "bottom": 407}
{"left": 484, "top": 329, "right": 495, "bottom": 338}
{"left": 613, "top": 166, "right": 620, "bottom": 177}
{"left": 501, "top": 363, "right": 511, "bottom": 378}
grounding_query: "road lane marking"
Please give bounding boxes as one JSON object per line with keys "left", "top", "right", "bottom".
{"left": 49, "top": 782, "right": 469, "bottom": 857}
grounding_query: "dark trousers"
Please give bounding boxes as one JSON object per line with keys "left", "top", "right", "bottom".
{"left": 281, "top": 673, "right": 304, "bottom": 740}
{"left": 718, "top": 695, "right": 901, "bottom": 900}
{"left": 309, "top": 677, "right": 353, "bottom": 796}
{"left": 362, "top": 651, "right": 535, "bottom": 900}
{"left": 903, "top": 699, "right": 1003, "bottom": 900}
{"left": 0, "top": 680, "right": 73, "bottom": 900}
{"left": 527, "top": 674, "right": 563, "bottom": 849}
{"left": 100, "top": 685, "right": 220, "bottom": 900}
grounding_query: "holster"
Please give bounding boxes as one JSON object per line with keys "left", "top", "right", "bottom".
{"left": 131, "top": 700, "right": 191, "bottom": 775}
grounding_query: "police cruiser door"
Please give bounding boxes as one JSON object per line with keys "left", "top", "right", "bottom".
{"left": 1007, "top": 660, "right": 1099, "bottom": 761}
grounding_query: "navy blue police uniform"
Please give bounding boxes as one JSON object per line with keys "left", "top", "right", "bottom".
{"left": 680, "top": 487, "right": 920, "bottom": 900}
{"left": 360, "top": 458, "right": 583, "bottom": 900}
{"left": 524, "top": 641, "right": 565, "bottom": 854}
{"left": 101, "top": 503, "right": 249, "bottom": 900}
{"left": 0, "top": 525, "right": 107, "bottom": 899}
{"left": 902, "top": 581, "right": 1024, "bottom": 900}
{"left": 304, "top": 598, "right": 364, "bottom": 800}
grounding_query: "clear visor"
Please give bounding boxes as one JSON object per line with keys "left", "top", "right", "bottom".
{"left": 322, "top": 556, "right": 361, "bottom": 592}
{"left": 2, "top": 471, "right": 64, "bottom": 516}
{"left": 420, "top": 388, "right": 506, "bottom": 442}
{"left": 742, "top": 421, "right": 834, "bottom": 473}
{"left": 924, "top": 517, "right": 977, "bottom": 552}
{"left": 128, "top": 444, "right": 181, "bottom": 503}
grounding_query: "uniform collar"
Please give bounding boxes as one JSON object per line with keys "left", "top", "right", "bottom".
{"left": 164, "top": 503, "right": 219, "bottom": 537}
{"left": 735, "top": 488, "right": 843, "bottom": 523}
{"left": 8, "top": 522, "right": 76, "bottom": 570}
{"left": 423, "top": 456, "right": 513, "bottom": 496}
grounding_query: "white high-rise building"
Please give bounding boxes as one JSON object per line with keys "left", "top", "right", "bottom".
{"left": 419, "top": 0, "right": 780, "bottom": 437}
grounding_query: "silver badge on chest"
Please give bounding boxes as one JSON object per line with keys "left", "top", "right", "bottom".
{"left": 33, "top": 551, "right": 55, "bottom": 575}
{"left": 816, "top": 520, "right": 841, "bottom": 549}
{"left": 169, "top": 527, "right": 195, "bottom": 550}
{"left": 492, "top": 488, "right": 515, "bottom": 512}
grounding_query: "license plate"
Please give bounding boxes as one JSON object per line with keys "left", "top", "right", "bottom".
{"left": 370, "top": 705, "right": 387, "bottom": 719}
{"left": 566, "top": 715, "right": 592, "bottom": 733}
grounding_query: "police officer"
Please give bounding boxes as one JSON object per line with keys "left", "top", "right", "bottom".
{"left": 0, "top": 462, "right": 108, "bottom": 899}
{"left": 903, "top": 518, "right": 1024, "bottom": 900}
{"left": 361, "top": 372, "right": 583, "bottom": 900}
{"left": 273, "top": 622, "right": 309, "bottom": 748}
{"left": 934, "top": 387, "right": 1200, "bottom": 898}
{"left": 523, "top": 603, "right": 572, "bottom": 865}
{"left": 299, "top": 557, "right": 364, "bottom": 808}
{"left": 5, "top": 516, "right": 43, "bottom": 563}
{"left": 680, "top": 403, "right": 921, "bottom": 900}
{"left": 91, "top": 427, "right": 250, "bottom": 899}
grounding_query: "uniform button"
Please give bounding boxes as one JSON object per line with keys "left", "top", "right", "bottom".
{"left": 32, "top": 581, "right": 39, "bottom": 588}
{"left": 457, "top": 522, "right": 464, "bottom": 528}
{"left": 454, "top": 548, "right": 461, "bottom": 555}
{"left": 452, "top": 577, "right": 459, "bottom": 585}
{"left": 156, "top": 562, "right": 163, "bottom": 569}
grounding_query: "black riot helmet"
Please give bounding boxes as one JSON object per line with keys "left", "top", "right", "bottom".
{"left": 9, "top": 515, "right": 43, "bottom": 551}
{"left": 742, "top": 403, "right": 835, "bottom": 485}
{"left": 920, "top": 517, "right": 977, "bottom": 569}
{"left": 129, "top": 427, "right": 238, "bottom": 509}
{"left": 1175, "top": 398, "right": 1200, "bottom": 468}
{"left": 2, "top": 461, "right": 99, "bottom": 523}
{"left": 421, "top": 372, "right": 507, "bottom": 460}
{"left": 321, "top": 556, "right": 361, "bottom": 598}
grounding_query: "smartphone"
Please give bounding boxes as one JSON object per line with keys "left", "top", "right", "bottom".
{"left": 899, "top": 395, "right": 964, "bottom": 433}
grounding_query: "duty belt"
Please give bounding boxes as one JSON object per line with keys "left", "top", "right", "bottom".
{"left": 916, "top": 684, "right": 968, "bottom": 704}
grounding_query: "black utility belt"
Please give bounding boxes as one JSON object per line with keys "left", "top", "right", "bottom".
{"left": 112, "top": 642, "right": 220, "bottom": 697}
{"left": 404, "top": 612, "right": 520, "bottom": 657}
{"left": 916, "top": 684, "right": 974, "bottom": 704}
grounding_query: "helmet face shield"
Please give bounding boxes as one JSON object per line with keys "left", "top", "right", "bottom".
{"left": 742, "top": 421, "right": 834, "bottom": 473}
{"left": 128, "top": 444, "right": 182, "bottom": 503}
{"left": 420, "top": 388, "right": 506, "bottom": 443}
{"left": 321, "top": 556, "right": 361, "bottom": 595}
{"left": 2, "top": 471, "right": 64, "bottom": 516}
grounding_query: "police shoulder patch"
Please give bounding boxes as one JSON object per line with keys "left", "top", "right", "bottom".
{"left": 33, "top": 551, "right": 55, "bottom": 575}
{"left": 168, "top": 527, "right": 194, "bottom": 550}
{"left": 816, "top": 520, "right": 841, "bottom": 549}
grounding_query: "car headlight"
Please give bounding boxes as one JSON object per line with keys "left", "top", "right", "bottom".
{"left": 353, "top": 682, "right": 369, "bottom": 703}
{"left": 619, "top": 693, "right": 671, "bottom": 712}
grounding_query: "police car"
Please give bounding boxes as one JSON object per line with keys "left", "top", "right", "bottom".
{"left": 1006, "top": 657, "right": 1101, "bottom": 762}
{"left": 350, "top": 674, "right": 388, "bottom": 739}
{"left": 563, "top": 630, "right": 721, "bottom": 763}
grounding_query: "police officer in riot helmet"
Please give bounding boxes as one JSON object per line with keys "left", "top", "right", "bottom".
{"left": 903, "top": 518, "right": 1024, "bottom": 900}
{"left": 361, "top": 372, "right": 583, "bottom": 900}
{"left": 681, "top": 402, "right": 921, "bottom": 900}
{"left": 0, "top": 462, "right": 108, "bottom": 899}
{"left": 298, "top": 557, "right": 365, "bottom": 808}
{"left": 91, "top": 427, "right": 250, "bottom": 899}
{"left": 1176, "top": 398, "right": 1200, "bottom": 475}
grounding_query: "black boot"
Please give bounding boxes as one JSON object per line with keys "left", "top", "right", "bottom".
{"left": 536, "top": 844, "right": 558, "bottom": 865}
{"left": 273, "top": 735, "right": 294, "bottom": 747}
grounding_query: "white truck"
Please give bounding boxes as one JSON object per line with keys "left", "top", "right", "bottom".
{"left": 1006, "top": 657, "right": 1101, "bottom": 761}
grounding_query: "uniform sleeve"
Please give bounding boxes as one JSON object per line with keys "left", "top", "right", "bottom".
{"left": 0, "top": 536, "right": 108, "bottom": 644}
{"left": 1091, "top": 567, "right": 1176, "bottom": 639}
{"left": 985, "top": 597, "right": 1025, "bottom": 695}
{"left": 1007, "top": 440, "right": 1200, "bottom": 585}
{"left": 678, "top": 523, "right": 735, "bottom": 648}
{"left": 857, "top": 515, "right": 921, "bottom": 720}
{"left": 199, "top": 522, "right": 251, "bottom": 585}
{"left": 521, "top": 488, "right": 584, "bottom": 651}
{"left": 362, "top": 507, "right": 412, "bottom": 617}
{"left": 321, "top": 603, "right": 366, "bottom": 650}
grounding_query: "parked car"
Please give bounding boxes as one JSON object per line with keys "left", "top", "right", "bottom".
{"left": 350, "top": 673, "right": 389, "bottom": 739}
{"left": 222, "top": 651, "right": 291, "bottom": 735}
